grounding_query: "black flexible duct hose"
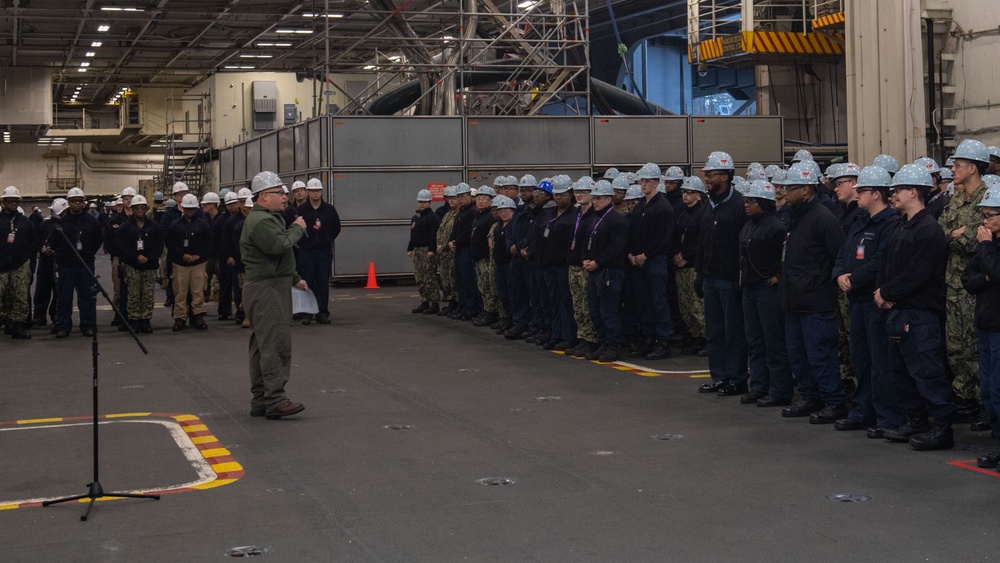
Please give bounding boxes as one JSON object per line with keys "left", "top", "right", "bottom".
{"left": 365, "top": 59, "right": 675, "bottom": 116}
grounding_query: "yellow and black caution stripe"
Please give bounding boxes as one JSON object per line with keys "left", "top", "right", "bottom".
{"left": 812, "top": 11, "right": 846, "bottom": 30}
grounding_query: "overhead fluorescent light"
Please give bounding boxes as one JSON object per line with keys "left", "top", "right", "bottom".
{"left": 85, "top": 51, "right": 96, "bottom": 57}
{"left": 91, "top": 41, "right": 103, "bottom": 47}
{"left": 97, "top": 24, "right": 111, "bottom": 32}
{"left": 302, "top": 12, "right": 344, "bottom": 18}
{"left": 275, "top": 29, "right": 313, "bottom": 34}
{"left": 256, "top": 42, "right": 293, "bottom": 47}
{"left": 224, "top": 65, "right": 256, "bottom": 69}
{"left": 79, "top": 62, "right": 90, "bottom": 67}
{"left": 363, "top": 65, "right": 376, "bottom": 70}
{"left": 240, "top": 54, "right": 273, "bottom": 59}
{"left": 101, "top": 6, "right": 145, "bottom": 11}
{"left": 78, "top": 68, "right": 88, "bottom": 72}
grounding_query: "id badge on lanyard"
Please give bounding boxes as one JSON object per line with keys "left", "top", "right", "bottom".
{"left": 6, "top": 230, "right": 13, "bottom": 244}
{"left": 137, "top": 237, "right": 145, "bottom": 251}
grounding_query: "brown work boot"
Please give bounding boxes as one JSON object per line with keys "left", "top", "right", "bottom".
{"left": 192, "top": 314, "right": 208, "bottom": 330}
{"left": 172, "top": 319, "right": 185, "bottom": 332}
{"left": 265, "top": 400, "right": 304, "bottom": 420}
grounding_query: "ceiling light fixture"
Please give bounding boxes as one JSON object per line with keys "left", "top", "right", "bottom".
{"left": 91, "top": 41, "right": 103, "bottom": 47}
{"left": 275, "top": 29, "right": 313, "bottom": 34}
{"left": 78, "top": 68, "right": 88, "bottom": 72}
{"left": 240, "top": 54, "right": 273, "bottom": 59}
{"left": 224, "top": 65, "right": 256, "bottom": 69}
{"left": 257, "top": 42, "right": 292, "bottom": 47}
{"left": 302, "top": 12, "right": 344, "bottom": 18}
{"left": 79, "top": 62, "right": 90, "bottom": 67}
{"left": 85, "top": 52, "right": 96, "bottom": 57}
{"left": 97, "top": 24, "right": 111, "bottom": 32}
{"left": 101, "top": 6, "right": 145, "bottom": 11}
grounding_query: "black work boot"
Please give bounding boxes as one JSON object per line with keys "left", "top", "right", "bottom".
{"left": 411, "top": 301, "right": 429, "bottom": 314}
{"left": 423, "top": 303, "right": 440, "bottom": 315}
{"left": 883, "top": 417, "right": 931, "bottom": 442}
{"left": 10, "top": 322, "right": 31, "bottom": 340}
{"left": 908, "top": 423, "right": 954, "bottom": 451}
{"left": 629, "top": 336, "right": 655, "bottom": 357}
{"left": 645, "top": 341, "right": 672, "bottom": 360}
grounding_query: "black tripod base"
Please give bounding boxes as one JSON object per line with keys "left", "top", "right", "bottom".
{"left": 42, "top": 481, "right": 160, "bottom": 521}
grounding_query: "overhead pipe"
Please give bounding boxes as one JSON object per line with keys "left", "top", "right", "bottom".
{"left": 78, "top": 143, "right": 165, "bottom": 174}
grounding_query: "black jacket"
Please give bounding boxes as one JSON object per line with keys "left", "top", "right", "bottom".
{"left": 837, "top": 201, "right": 864, "bottom": 235}
{"left": 514, "top": 200, "right": 555, "bottom": 262}
{"left": 675, "top": 201, "right": 707, "bottom": 267}
{"left": 567, "top": 206, "right": 595, "bottom": 267}
{"left": 962, "top": 239, "right": 1000, "bottom": 331}
{"left": 36, "top": 218, "right": 58, "bottom": 262}
{"left": 630, "top": 193, "right": 675, "bottom": 257}
{"left": 166, "top": 215, "right": 213, "bottom": 266}
{"left": 926, "top": 191, "right": 950, "bottom": 220}
{"left": 470, "top": 208, "right": 497, "bottom": 260}
{"left": 739, "top": 212, "right": 786, "bottom": 287}
{"left": 698, "top": 187, "right": 748, "bottom": 281}
{"left": 221, "top": 213, "right": 245, "bottom": 263}
{"left": 116, "top": 217, "right": 164, "bottom": 270}
{"left": 104, "top": 210, "right": 129, "bottom": 257}
{"left": 296, "top": 201, "right": 341, "bottom": 251}
{"left": 52, "top": 210, "right": 103, "bottom": 266}
{"left": 877, "top": 208, "right": 947, "bottom": 313}
{"left": 0, "top": 211, "right": 38, "bottom": 272}
{"left": 583, "top": 206, "right": 628, "bottom": 271}
{"left": 493, "top": 220, "right": 513, "bottom": 266}
{"left": 532, "top": 206, "right": 576, "bottom": 268}
{"left": 832, "top": 206, "right": 900, "bottom": 303}
{"left": 449, "top": 204, "right": 477, "bottom": 250}
{"left": 408, "top": 208, "right": 440, "bottom": 251}
{"left": 780, "top": 197, "right": 845, "bottom": 312}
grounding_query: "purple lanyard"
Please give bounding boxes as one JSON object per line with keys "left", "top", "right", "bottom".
{"left": 588, "top": 207, "right": 612, "bottom": 248}
{"left": 570, "top": 209, "right": 584, "bottom": 239}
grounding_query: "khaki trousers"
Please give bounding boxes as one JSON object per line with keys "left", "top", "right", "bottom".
{"left": 171, "top": 262, "right": 207, "bottom": 320}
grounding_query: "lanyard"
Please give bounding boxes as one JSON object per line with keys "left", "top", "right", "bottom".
{"left": 571, "top": 209, "right": 584, "bottom": 239}
{"left": 588, "top": 207, "right": 613, "bottom": 248}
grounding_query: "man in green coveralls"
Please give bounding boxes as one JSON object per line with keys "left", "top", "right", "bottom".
{"left": 241, "top": 171, "right": 308, "bottom": 420}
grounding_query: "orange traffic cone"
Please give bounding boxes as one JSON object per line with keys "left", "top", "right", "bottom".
{"left": 365, "top": 262, "right": 380, "bottom": 289}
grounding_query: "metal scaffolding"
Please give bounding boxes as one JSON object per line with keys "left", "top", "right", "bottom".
{"left": 297, "top": 0, "right": 591, "bottom": 116}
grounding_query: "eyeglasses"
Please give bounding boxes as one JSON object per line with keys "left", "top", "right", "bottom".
{"left": 983, "top": 211, "right": 1000, "bottom": 220}
{"left": 855, "top": 187, "right": 877, "bottom": 194}
{"left": 888, "top": 186, "right": 916, "bottom": 194}
{"left": 783, "top": 185, "right": 807, "bottom": 191}
{"left": 260, "top": 189, "right": 285, "bottom": 198}
{"left": 835, "top": 178, "right": 856, "bottom": 187}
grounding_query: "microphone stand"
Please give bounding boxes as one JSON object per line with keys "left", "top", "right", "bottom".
{"left": 41, "top": 218, "right": 159, "bottom": 521}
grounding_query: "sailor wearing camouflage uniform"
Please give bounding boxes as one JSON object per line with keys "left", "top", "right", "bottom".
{"left": 408, "top": 189, "right": 441, "bottom": 314}
{"left": 0, "top": 186, "right": 37, "bottom": 339}
{"left": 115, "top": 195, "right": 163, "bottom": 333}
{"left": 939, "top": 139, "right": 991, "bottom": 427}
{"left": 435, "top": 185, "right": 459, "bottom": 315}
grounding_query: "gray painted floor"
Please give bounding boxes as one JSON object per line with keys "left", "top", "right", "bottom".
{"left": 1, "top": 261, "right": 997, "bottom": 562}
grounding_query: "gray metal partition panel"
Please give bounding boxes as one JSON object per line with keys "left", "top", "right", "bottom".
{"left": 690, "top": 116, "right": 784, "bottom": 165}
{"left": 308, "top": 119, "right": 324, "bottom": 169}
{"left": 233, "top": 144, "right": 247, "bottom": 182}
{"left": 260, "top": 133, "right": 278, "bottom": 172}
{"left": 294, "top": 124, "right": 308, "bottom": 170}
{"left": 334, "top": 224, "right": 413, "bottom": 276}
{"left": 467, "top": 117, "right": 590, "bottom": 166}
{"left": 246, "top": 139, "right": 261, "bottom": 177}
{"left": 333, "top": 170, "right": 464, "bottom": 221}
{"left": 593, "top": 116, "right": 689, "bottom": 166}
{"left": 277, "top": 128, "right": 294, "bottom": 173}
{"left": 219, "top": 147, "right": 234, "bottom": 184}
{"left": 331, "top": 117, "right": 463, "bottom": 167}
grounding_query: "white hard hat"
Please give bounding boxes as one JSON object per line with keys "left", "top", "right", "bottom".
{"left": 237, "top": 188, "right": 253, "bottom": 199}
{"left": 200, "top": 192, "right": 221, "bottom": 205}
{"left": 67, "top": 187, "right": 85, "bottom": 199}
{"left": 744, "top": 180, "right": 777, "bottom": 201}
{"left": 591, "top": 180, "right": 615, "bottom": 197}
{"left": 702, "top": 152, "right": 735, "bottom": 172}
{"left": 477, "top": 186, "right": 497, "bottom": 198}
{"left": 121, "top": 186, "right": 137, "bottom": 197}
{"left": 290, "top": 180, "right": 307, "bottom": 191}
{"left": 250, "top": 171, "right": 284, "bottom": 195}
{"left": 113, "top": 197, "right": 123, "bottom": 205}
{"left": 181, "top": 194, "right": 200, "bottom": 208}
{"left": 493, "top": 176, "right": 506, "bottom": 187}
{"left": 603, "top": 168, "right": 620, "bottom": 180}
{"left": 872, "top": 154, "right": 899, "bottom": 175}
{"left": 244, "top": 196, "right": 254, "bottom": 208}
{"left": 913, "top": 157, "right": 941, "bottom": 175}
{"left": 636, "top": 162, "right": 662, "bottom": 180}
{"left": 130, "top": 195, "right": 148, "bottom": 207}
{"left": 1, "top": 185, "right": 20, "bottom": 199}
{"left": 733, "top": 176, "right": 749, "bottom": 194}
{"left": 306, "top": 178, "right": 324, "bottom": 190}
{"left": 492, "top": 194, "right": 517, "bottom": 210}
{"left": 782, "top": 161, "right": 820, "bottom": 185}
{"left": 454, "top": 182, "right": 471, "bottom": 195}
{"left": 172, "top": 181, "right": 189, "bottom": 194}
{"left": 518, "top": 174, "right": 538, "bottom": 188}
{"left": 224, "top": 191, "right": 241, "bottom": 204}
{"left": 791, "top": 149, "right": 814, "bottom": 163}
{"left": 624, "top": 185, "right": 643, "bottom": 200}
{"left": 416, "top": 189, "right": 432, "bottom": 202}
{"left": 891, "top": 163, "right": 935, "bottom": 189}
{"left": 950, "top": 139, "right": 990, "bottom": 164}
{"left": 662, "top": 166, "right": 685, "bottom": 182}
{"left": 681, "top": 176, "right": 708, "bottom": 194}
{"left": 50, "top": 198, "right": 70, "bottom": 215}
{"left": 469, "top": 187, "right": 478, "bottom": 197}
{"left": 855, "top": 166, "right": 893, "bottom": 189}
